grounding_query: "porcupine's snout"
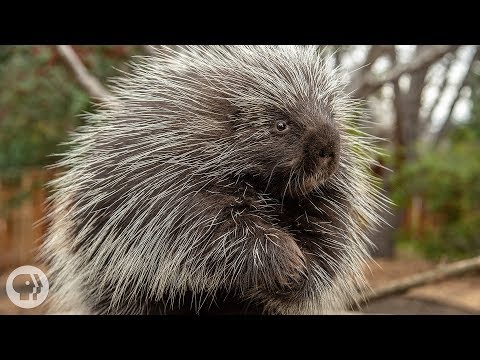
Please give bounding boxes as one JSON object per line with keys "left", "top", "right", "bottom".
{"left": 302, "top": 123, "right": 341, "bottom": 179}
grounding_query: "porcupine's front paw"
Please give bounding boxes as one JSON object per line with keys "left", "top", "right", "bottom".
{"left": 243, "top": 222, "right": 309, "bottom": 297}
{"left": 206, "top": 195, "right": 309, "bottom": 300}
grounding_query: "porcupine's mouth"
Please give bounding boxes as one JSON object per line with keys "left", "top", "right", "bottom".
{"left": 258, "top": 167, "right": 332, "bottom": 201}
{"left": 288, "top": 168, "right": 337, "bottom": 198}
{"left": 300, "top": 153, "right": 341, "bottom": 195}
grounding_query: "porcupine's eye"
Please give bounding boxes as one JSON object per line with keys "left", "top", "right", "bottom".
{"left": 274, "top": 120, "right": 289, "bottom": 133}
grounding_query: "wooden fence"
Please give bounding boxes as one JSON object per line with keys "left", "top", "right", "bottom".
{"left": 0, "top": 169, "right": 54, "bottom": 272}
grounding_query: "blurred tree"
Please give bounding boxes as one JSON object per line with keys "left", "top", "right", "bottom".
{"left": 0, "top": 45, "right": 141, "bottom": 182}
{"left": 0, "top": 45, "right": 142, "bottom": 216}
{"left": 390, "top": 65, "right": 480, "bottom": 259}
{"left": 327, "top": 45, "right": 479, "bottom": 258}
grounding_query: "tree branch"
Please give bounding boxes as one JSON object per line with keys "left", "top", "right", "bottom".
{"left": 348, "top": 45, "right": 391, "bottom": 93}
{"left": 423, "top": 55, "right": 455, "bottom": 127}
{"left": 363, "top": 45, "right": 391, "bottom": 73}
{"left": 434, "top": 47, "right": 479, "bottom": 146}
{"left": 56, "top": 45, "right": 113, "bottom": 102}
{"left": 354, "top": 45, "right": 460, "bottom": 98}
{"left": 351, "top": 255, "right": 480, "bottom": 309}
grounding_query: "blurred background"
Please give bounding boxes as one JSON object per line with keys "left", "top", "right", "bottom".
{"left": 0, "top": 45, "right": 479, "bottom": 314}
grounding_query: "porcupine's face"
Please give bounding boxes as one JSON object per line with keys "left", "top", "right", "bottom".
{"left": 232, "top": 91, "right": 342, "bottom": 199}
{"left": 268, "top": 109, "right": 338, "bottom": 198}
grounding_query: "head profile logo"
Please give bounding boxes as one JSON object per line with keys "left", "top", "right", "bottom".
{"left": 6, "top": 265, "right": 49, "bottom": 309}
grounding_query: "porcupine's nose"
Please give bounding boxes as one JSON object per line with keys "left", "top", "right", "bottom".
{"left": 304, "top": 123, "right": 340, "bottom": 171}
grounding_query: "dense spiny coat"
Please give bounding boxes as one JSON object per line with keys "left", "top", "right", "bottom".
{"left": 41, "top": 46, "right": 388, "bottom": 314}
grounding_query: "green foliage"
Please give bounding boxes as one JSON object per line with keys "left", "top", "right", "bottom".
{"left": 0, "top": 45, "right": 141, "bottom": 219}
{"left": 0, "top": 45, "right": 140, "bottom": 182}
{"left": 391, "top": 72, "right": 480, "bottom": 260}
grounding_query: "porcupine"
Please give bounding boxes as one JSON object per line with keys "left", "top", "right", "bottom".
{"left": 41, "top": 45, "right": 388, "bottom": 315}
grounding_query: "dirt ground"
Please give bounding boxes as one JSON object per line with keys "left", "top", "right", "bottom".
{"left": 1, "top": 251, "right": 479, "bottom": 315}
{"left": 361, "top": 254, "right": 480, "bottom": 314}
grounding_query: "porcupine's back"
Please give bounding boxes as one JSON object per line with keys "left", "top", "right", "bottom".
{"left": 41, "top": 46, "right": 388, "bottom": 314}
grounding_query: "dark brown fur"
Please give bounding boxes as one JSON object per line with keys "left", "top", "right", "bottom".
{"left": 43, "top": 47, "right": 380, "bottom": 315}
